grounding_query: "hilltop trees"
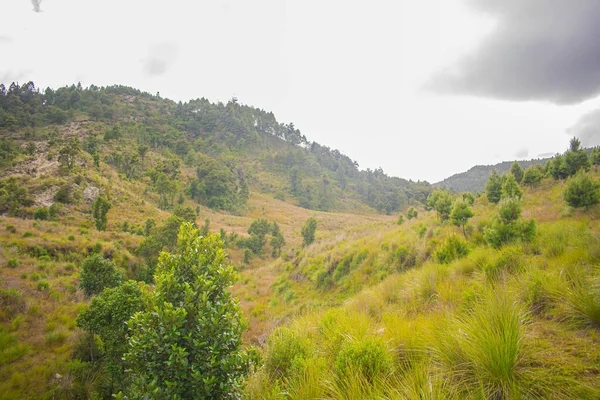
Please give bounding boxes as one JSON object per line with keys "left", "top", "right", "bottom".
{"left": 125, "top": 223, "right": 245, "bottom": 398}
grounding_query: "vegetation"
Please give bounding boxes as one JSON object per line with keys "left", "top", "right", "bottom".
{"left": 0, "top": 81, "right": 599, "bottom": 399}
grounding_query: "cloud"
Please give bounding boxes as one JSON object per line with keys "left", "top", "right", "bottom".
{"left": 567, "top": 109, "right": 600, "bottom": 147}
{"left": 514, "top": 148, "right": 528, "bottom": 159}
{"left": 0, "top": 70, "right": 33, "bottom": 85}
{"left": 142, "top": 43, "right": 178, "bottom": 77}
{"left": 429, "top": 0, "right": 600, "bottom": 105}
{"left": 537, "top": 152, "right": 556, "bottom": 158}
{"left": 0, "top": 35, "right": 12, "bottom": 43}
{"left": 31, "top": 0, "right": 42, "bottom": 13}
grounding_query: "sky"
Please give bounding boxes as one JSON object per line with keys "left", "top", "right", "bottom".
{"left": 2, "top": 0, "right": 600, "bottom": 183}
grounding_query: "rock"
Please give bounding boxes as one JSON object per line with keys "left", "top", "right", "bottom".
{"left": 83, "top": 186, "right": 100, "bottom": 203}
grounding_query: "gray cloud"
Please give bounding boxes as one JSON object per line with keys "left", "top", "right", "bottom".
{"left": 514, "top": 148, "right": 528, "bottom": 159}
{"left": 0, "top": 69, "right": 33, "bottom": 84}
{"left": 0, "top": 35, "right": 12, "bottom": 43}
{"left": 567, "top": 109, "right": 600, "bottom": 147}
{"left": 429, "top": 0, "right": 600, "bottom": 105}
{"left": 31, "top": 0, "right": 42, "bottom": 13}
{"left": 142, "top": 43, "right": 178, "bottom": 77}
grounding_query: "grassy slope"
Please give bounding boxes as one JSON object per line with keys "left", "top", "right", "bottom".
{"left": 244, "top": 176, "right": 600, "bottom": 399}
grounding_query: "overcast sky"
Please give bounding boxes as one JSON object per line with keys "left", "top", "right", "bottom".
{"left": 2, "top": 0, "right": 600, "bottom": 183}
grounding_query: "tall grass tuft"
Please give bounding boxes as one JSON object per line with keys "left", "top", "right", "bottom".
{"left": 557, "top": 263, "right": 600, "bottom": 327}
{"left": 435, "top": 291, "right": 529, "bottom": 399}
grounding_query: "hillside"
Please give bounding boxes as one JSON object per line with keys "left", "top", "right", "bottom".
{"left": 0, "top": 81, "right": 599, "bottom": 399}
{"left": 435, "top": 158, "right": 551, "bottom": 193}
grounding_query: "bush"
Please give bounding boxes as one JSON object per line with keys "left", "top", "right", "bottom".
{"left": 265, "top": 327, "right": 312, "bottom": 379}
{"left": 435, "top": 235, "right": 469, "bottom": 264}
{"left": 6, "top": 258, "right": 19, "bottom": 269}
{"left": 36, "top": 280, "right": 50, "bottom": 291}
{"left": 54, "top": 184, "right": 74, "bottom": 204}
{"left": 0, "top": 288, "right": 26, "bottom": 318}
{"left": 33, "top": 207, "right": 49, "bottom": 220}
{"left": 79, "top": 254, "right": 123, "bottom": 297}
{"left": 335, "top": 339, "right": 393, "bottom": 382}
{"left": 563, "top": 171, "right": 600, "bottom": 209}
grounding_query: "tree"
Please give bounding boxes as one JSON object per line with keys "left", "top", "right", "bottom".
{"left": 270, "top": 221, "right": 286, "bottom": 257}
{"left": 462, "top": 192, "right": 475, "bottom": 206}
{"left": 58, "top": 137, "right": 81, "bottom": 171}
{"left": 172, "top": 205, "right": 197, "bottom": 224}
{"left": 564, "top": 171, "right": 600, "bottom": 209}
{"left": 76, "top": 281, "right": 144, "bottom": 396}
{"left": 426, "top": 189, "right": 453, "bottom": 221}
{"left": 522, "top": 165, "right": 543, "bottom": 186}
{"left": 406, "top": 206, "right": 418, "bottom": 220}
{"left": 289, "top": 166, "right": 302, "bottom": 195}
{"left": 450, "top": 200, "right": 474, "bottom": 237}
{"left": 564, "top": 137, "right": 590, "bottom": 176}
{"left": 301, "top": 217, "right": 318, "bottom": 246}
{"left": 79, "top": 254, "right": 123, "bottom": 298}
{"left": 509, "top": 162, "right": 524, "bottom": 183}
{"left": 92, "top": 196, "right": 111, "bottom": 231}
{"left": 485, "top": 170, "right": 503, "bottom": 204}
{"left": 247, "top": 218, "right": 271, "bottom": 254}
{"left": 591, "top": 148, "right": 600, "bottom": 166}
{"left": 125, "top": 223, "right": 245, "bottom": 399}
{"left": 501, "top": 174, "right": 523, "bottom": 200}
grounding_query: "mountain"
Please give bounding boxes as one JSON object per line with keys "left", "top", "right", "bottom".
{"left": 434, "top": 158, "right": 551, "bottom": 193}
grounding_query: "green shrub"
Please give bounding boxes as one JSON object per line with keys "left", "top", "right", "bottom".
{"left": 30, "top": 273, "right": 40, "bottom": 281}
{"left": 79, "top": 254, "right": 123, "bottom": 297}
{"left": 7, "top": 258, "right": 19, "bottom": 269}
{"left": 435, "top": 235, "right": 469, "bottom": 264}
{"left": 22, "top": 231, "right": 33, "bottom": 238}
{"left": 33, "top": 207, "right": 49, "bottom": 220}
{"left": 265, "top": 327, "right": 312, "bottom": 379}
{"left": 563, "top": 171, "right": 600, "bottom": 209}
{"left": 37, "top": 280, "right": 50, "bottom": 291}
{"left": 0, "top": 288, "right": 26, "bottom": 318}
{"left": 67, "top": 235, "right": 75, "bottom": 241}
{"left": 45, "top": 330, "right": 67, "bottom": 345}
{"left": 335, "top": 339, "right": 393, "bottom": 382}
{"left": 5, "top": 224, "right": 16, "bottom": 233}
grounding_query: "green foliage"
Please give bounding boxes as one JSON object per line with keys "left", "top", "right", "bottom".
{"left": 192, "top": 153, "right": 247, "bottom": 212}
{"left": 92, "top": 196, "right": 111, "bottom": 231}
{"left": 563, "top": 171, "right": 600, "bottom": 209}
{"left": 0, "top": 288, "right": 26, "bottom": 319}
{"left": 522, "top": 165, "right": 543, "bottom": 186}
{"left": 301, "top": 217, "right": 318, "bottom": 246}
{"left": 270, "top": 221, "right": 286, "bottom": 257}
{"left": 501, "top": 174, "right": 523, "bottom": 200}
{"left": 247, "top": 218, "right": 272, "bottom": 255}
{"left": 591, "top": 148, "right": 600, "bottom": 166}
{"left": 334, "top": 339, "right": 392, "bottom": 383}
{"left": 33, "top": 207, "right": 49, "bottom": 220}
{"left": 397, "top": 214, "right": 405, "bottom": 225}
{"left": 485, "top": 170, "right": 504, "bottom": 204}
{"left": 172, "top": 205, "right": 196, "bottom": 224}
{"left": 0, "top": 178, "right": 33, "bottom": 215}
{"left": 435, "top": 235, "right": 470, "bottom": 264}
{"left": 125, "top": 223, "right": 245, "bottom": 399}
{"left": 462, "top": 192, "right": 475, "bottom": 206}
{"left": 484, "top": 199, "right": 536, "bottom": 248}
{"left": 427, "top": 189, "right": 453, "bottom": 221}
{"left": 58, "top": 137, "right": 81, "bottom": 171}
{"left": 264, "top": 327, "right": 311, "bottom": 380}
{"left": 509, "top": 161, "right": 524, "bottom": 183}
{"left": 76, "top": 281, "right": 144, "bottom": 396}
{"left": 564, "top": 137, "right": 590, "bottom": 176}
{"left": 450, "top": 200, "right": 474, "bottom": 236}
{"left": 36, "top": 280, "right": 50, "bottom": 291}
{"left": 79, "top": 254, "right": 123, "bottom": 297}
{"left": 406, "top": 206, "right": 418, "bottom": 219}
{"left": 7, "top": 258, "right": 19, "bottom": 269}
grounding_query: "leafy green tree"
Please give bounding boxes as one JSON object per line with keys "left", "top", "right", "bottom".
{"left": 564, "top": 137, "right": 590, "bottom": 176}
{"left": 92, "top": 196, "right": 111, "bottom": 231}
{"left": 301, "top": 217, "right": 318, "bottom": 246}
{"left": 125, "top": 223, "right": 245, "bottom": 399}
{"left": 58, "top": 137, "right": 81, "bottom": 171}
{"left": 501, "top": 174, "right": 523, "bottom": 200}
{"left": 0, "top": 179, "right": 33, "bottom": 215}
{"left": 563, "top": 171, "right": 600, "bottom": 209}
{"left": 158, "top": 215, "right": 185, "bottom": 250}
{"left": 247, "top": 218, "right": 271, "bottom": 255}
{"left": 144, "top": 219, "right": 156, "bottom": 236}
{"left": 426, "top": 189, "right": 453, "bottom": 221}
{"left": 76, "top": 281, "right": 144, "bottom": 396}
{"left": 289, "top": 166, "right": 302, "bottom": 195}
{"left": 484, "top": 198, "right": 536, "bottom": 248}
{"left": 509, "top": 162, "right": 524, "bottom": 183}
{"left": 450, "top": 200, "right": 474, "bottom": 237}
{"left": 498, "top": 197, "right": 522, "bottom": 224}
{"left": 172, "top": 205, "right": 197, "bottom": 224}
{"left": 462, "top": 192, "right": 476, "bottom": 206}
{"left": 548, "top": 154, "right": 568, "bottom": 180}
{"left": 270, "top": 221, "right": 286, "bottom": 257}
{"left": 485, "top": 170, "right": 503, "bottom": 204}
{"left": 522, "top": 165, "right": 543, "bottom": 186}
{"left": 79, "top": 254, "right": 123, "bottom": 298}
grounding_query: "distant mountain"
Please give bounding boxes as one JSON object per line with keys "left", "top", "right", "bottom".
{"left": 434, "top": 158, "right": 551, "bottom": 193}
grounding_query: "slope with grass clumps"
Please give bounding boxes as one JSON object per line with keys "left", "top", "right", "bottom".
{"left": 245, "top": 173, "right": 600, "bottom": 400}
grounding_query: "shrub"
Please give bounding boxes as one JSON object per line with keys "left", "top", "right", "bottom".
{"left": 7, "top": 258, "right": 19, "bottom": 269}
{"left": 79, "top": 254, "right": 123, "bottom": 297}
{"left": 435, "top": 235, "right": 469, "bottom": 264}
{"left": 5, "top": 224, "right": 16, "bottom": 233}
{"left": 0, "top": 288, "right": 26, "bottom": 318}
{"left": 67, "top": 235, "right": 75, "bottom": 241}
{"left": 54, "top": 184, "right": 74, "bottom": 204}
{"left": 265, "top": 327, "right": 312, "bottom": 379}
{"left": 334, "top": 339, "right": 393, "bottom": 382}
{"left": 33, "top": 207, "right": 49, "bottom": 220}
{"left": 37, "top": 280, "right": 50, "bottom": 291}
{"left": 563, "top": 171, "right": 600, "bottom": 209}
{"left": 22, "top": 231, "right": 33, "bottom": 238}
